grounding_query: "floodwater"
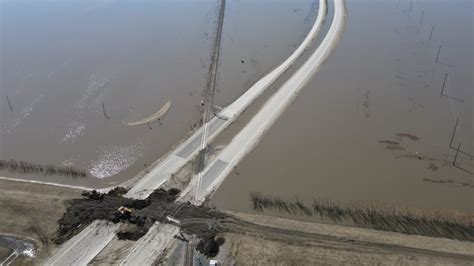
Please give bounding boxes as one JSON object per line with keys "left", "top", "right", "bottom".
{"left": 212, "top": 0, "right": 474, "bottom": 215}
{"left": 1, "top": 0, "right": 317, "bottom": 187}
{"left": 0, "top": 235, "right": 36, "bottom": 262}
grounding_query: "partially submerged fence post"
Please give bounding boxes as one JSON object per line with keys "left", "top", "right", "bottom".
{"left": 102, "top": 102, "right": 110, "bottom": 120}
{"left": 435, "top": 45, "right": 442, "bottom": 64}
{"left": 5, "top": 96, "right": 13, "bottom": 112}
{"left": 440, "top": 73, "right": 448, "bottom": 96}
{"left": 449, "top": 118, "right": 459, "bottom": 148}
{"left": 453, "top": 142, "right": 461, "bottom": 166}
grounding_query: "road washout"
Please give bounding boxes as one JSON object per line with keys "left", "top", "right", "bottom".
{"left": 53, "top": 187, "right": 474, "bottom": 261}
{"left": 125, "top": 100, "right": 171, "bottom": 126}
{"left": 250, "top": 193, "right": 474, "bottom": 241}
{"left": 54, "top": 188, "right": 228, "bottom": 257}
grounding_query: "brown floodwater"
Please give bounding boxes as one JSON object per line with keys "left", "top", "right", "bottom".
{"left": 212, "top": 0, "right": 474, "bottom": 215}
{"left": 1, "top": 0, "right": 318, "bottom": 187}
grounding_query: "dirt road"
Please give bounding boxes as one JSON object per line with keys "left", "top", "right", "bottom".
{"left": 213, "top": 211, "right": 474, "bottom": 265}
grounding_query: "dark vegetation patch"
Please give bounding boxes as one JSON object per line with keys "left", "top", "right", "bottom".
{"left": 54, "top": 188, "right": 227, "bottom": 257}
{"left": 395, "top": 133, "right": 420, "bottom": 141}
{"left": 196, "top": 235, "right": 225, "bottom": 258}
{"left": 423, "top": 178, "right": 474, "bottom": 188}
{"left": 0, "top": 159, "right": 86, "bottom": 178}
{"left": 427, "top": 162, "right": 439, "bottom": 171}
{"left": 378, "top": 140, "right": 400, "bottom": 145}
{"left": 386, "top": 145, "right": 406, "bottom": 151}
{"left": 250, "top": 193, "right": 474, "bottom": 241}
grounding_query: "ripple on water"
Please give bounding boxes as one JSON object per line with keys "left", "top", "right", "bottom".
{"left": 62, "top": 154, "right": 81, "bottom": 167}
{"left": 6, "top": 94, "right": 45, "bottom": 135}
{"left": 74, "top": 75, "right": 108, "bottom": 115}
{"left": 61, "top": 121, "right": 86, "bottom": 143}
{"left": 89, "top": 141, "right": 144, "bottom": 179}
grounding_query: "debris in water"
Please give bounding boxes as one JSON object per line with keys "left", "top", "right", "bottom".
{"left": 378, "top": 140, "right": 400, "bottom": 145}
{"left": 125, "top": 100, "right": 171, "bottom": 126}
{"left": 427, "top": 162, "right": 439, "bottom": 171}
{"left": 423, "top": 178, "right": 474, "bottom": 188}
{"left": 395, "top": 133, "right": 420, "bottom": 141}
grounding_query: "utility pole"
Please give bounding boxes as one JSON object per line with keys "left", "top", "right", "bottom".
{"left": 453, "top": 142, "right": 461, "bottom": 166}
{"left": 194, "top": 0, "right": 226, "bottom": 204}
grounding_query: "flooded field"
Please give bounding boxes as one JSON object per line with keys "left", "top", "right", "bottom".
{"left": 212, "top": 0, "right": 474, "bottom": 216}
{"left": 1, "top": 0, "right": 317, "bottom": 187}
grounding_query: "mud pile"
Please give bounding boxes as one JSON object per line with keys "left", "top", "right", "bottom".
{"left": 55, "top": 188, "right": 227, "bottom": 257}
{"left": 196, "top": 235, "right": 225, "bottom": 258}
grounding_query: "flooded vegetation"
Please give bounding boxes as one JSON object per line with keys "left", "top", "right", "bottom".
{"left": 125, "top": 100, "right": 171, "bottom": 126}
{"left": 212, "top": 0, "right": 473, "bottom": 215}
{"left": 250, "top": 193, "right": 474, "bottom": 241}
{"left": 1, "top": 0, "right": 315, "bottom": 188}
{"left": 0, "top": 159, "right": 86, "bottom": 178}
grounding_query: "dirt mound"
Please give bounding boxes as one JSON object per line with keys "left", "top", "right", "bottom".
{"left": 107, "top": 187, "right": 128, "bottom": 197}
{"left": 55, "top": 188, "right": 227, "bottom": 257}
{"left": 196, "top": 234, "right": 225, "bottom": 258}
{"left": 117, "top": 224, "right": 149, "bottom": 241}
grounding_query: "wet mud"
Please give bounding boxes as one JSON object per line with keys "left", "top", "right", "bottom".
{"left": 55, "top": 188, "right": 228, "bottom": 257}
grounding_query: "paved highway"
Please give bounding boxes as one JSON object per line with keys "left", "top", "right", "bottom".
{"left": 44, "top": 1, "right": 328, "bottom": 264}
{"left": 186, "top": 0, "right": 347, "bottom": 203}
{"left": 121, "top": 0, "right": 327, "bottom": 200}
{"left": 44, "top": 220, "right": 119, "bottom": 266}
{"left": 119, "top": 223, "right": 179, "bottom": 266}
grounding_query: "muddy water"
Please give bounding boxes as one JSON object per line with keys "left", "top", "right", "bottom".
{"left": 1, "top": 0, "right": 316, "bottom": 187}
{"left": 0, "top": 235, "right": 36, "bottom": 262}
{"left": 212, "top": 0, "right": 474, "bottom": 215}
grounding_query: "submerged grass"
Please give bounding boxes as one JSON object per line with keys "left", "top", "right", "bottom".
{"left": 250, "top": 192, "right": 474, "bottom": 241}
{"left": 0, "top": 159, "right": 86, "bottom": 178}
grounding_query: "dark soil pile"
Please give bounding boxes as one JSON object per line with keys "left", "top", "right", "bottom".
{"left": 196, "top": 235, "right": 225, "bottom": 258}
{"left": 54, "top": 188, "right": 227, "bottom": 257}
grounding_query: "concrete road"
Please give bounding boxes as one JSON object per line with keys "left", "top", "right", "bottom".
{"left": 44, "top": 220, "right": 119, "bottom": 266}
{"left": 45, "top": 1, "right": 328, "bottom": 264}
{"left": 120, "top": 0, "right": 327, "bottom": 200}
{"left": 119, "top": 223, "right": 179, "bottom": 266}
{"left": 187, "top": 0, "right": 347, "bottom": 203}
